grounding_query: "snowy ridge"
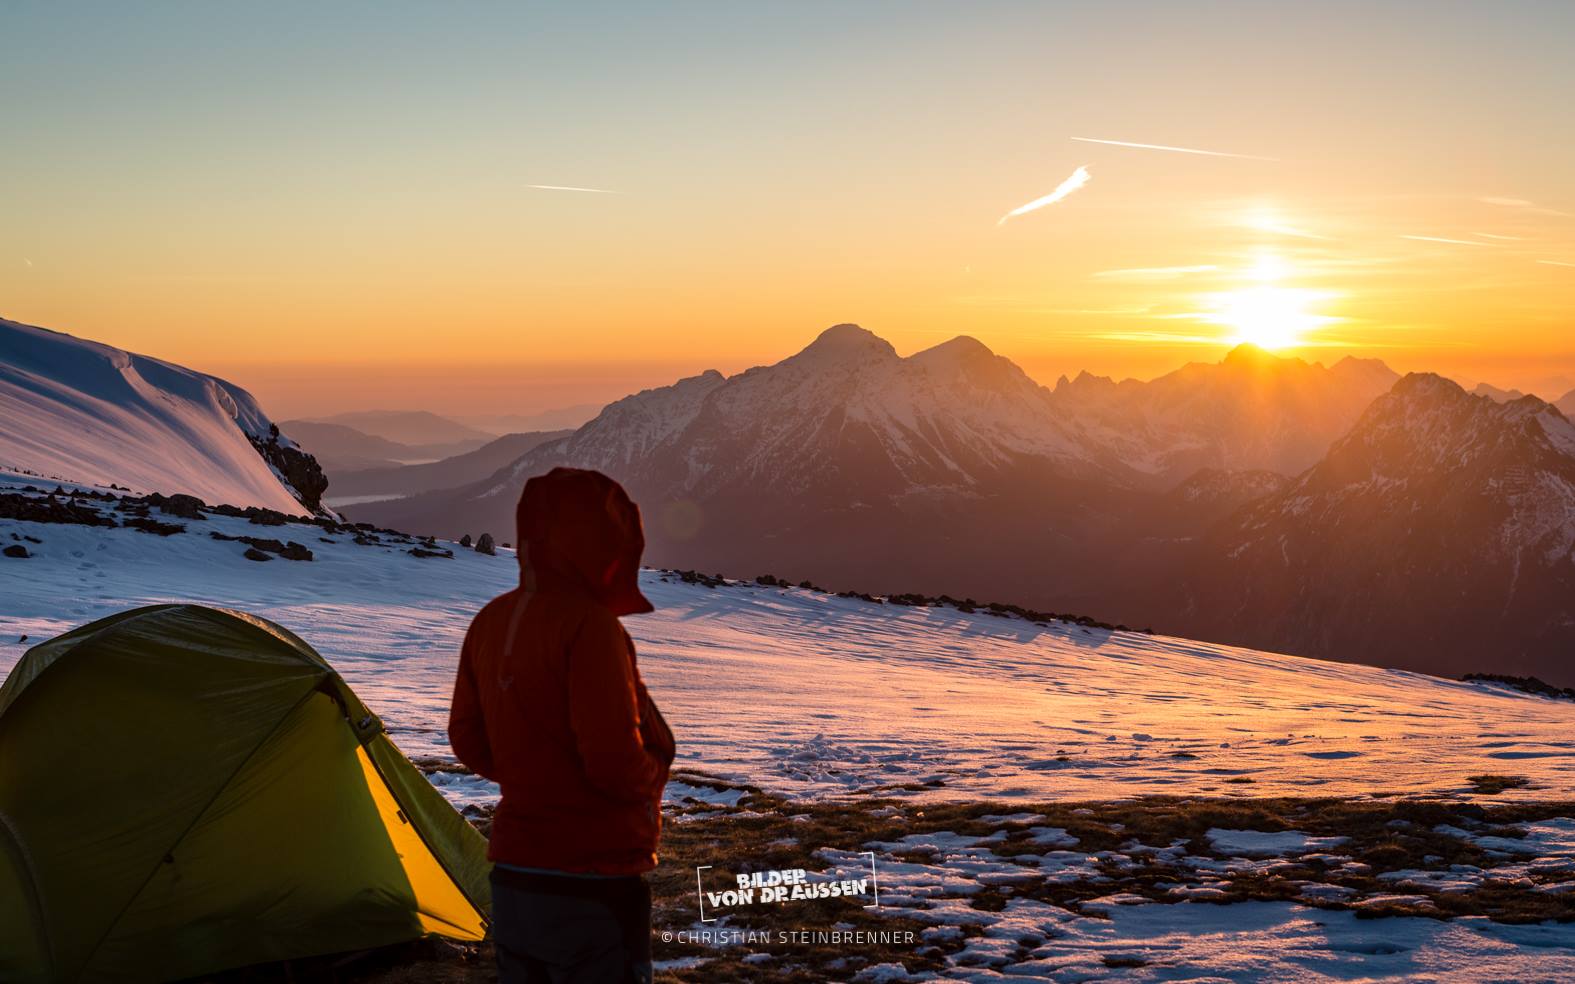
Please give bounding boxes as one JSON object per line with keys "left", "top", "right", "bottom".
{"left": 0, "top": 317, "right": 316, "bottom": 514}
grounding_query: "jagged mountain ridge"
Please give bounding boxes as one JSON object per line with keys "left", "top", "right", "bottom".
{"left": 1174, "top": 374, "right": 1575, "bottom": 677}
{"left": 362, "top": 324, "right": 1395, "bottom": 537}
{"left": 1050, "top": 343, "right": 1399, "bottom": 479}
{"left": 353, "top": 326, "right": 1399, "bottom": 635}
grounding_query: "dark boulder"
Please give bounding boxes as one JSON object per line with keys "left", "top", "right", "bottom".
{"left": 248, "top": 434, "right": 329, "bottom": 514}
{"left": 148, "top": 492, "right": 206, "bottom": 520}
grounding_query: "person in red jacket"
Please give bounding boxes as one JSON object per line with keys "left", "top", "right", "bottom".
{"left": 449, "top": 467, "right": 675, "bottom": 984}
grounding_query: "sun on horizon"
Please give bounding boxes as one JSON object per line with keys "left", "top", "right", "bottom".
{"left": 1202, "top": 253, "right": 1337, "bottom": 351}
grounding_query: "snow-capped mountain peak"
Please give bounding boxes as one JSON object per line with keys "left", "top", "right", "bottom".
{"left": 1181, "top": 370, "right": 1575, "bottom": 677}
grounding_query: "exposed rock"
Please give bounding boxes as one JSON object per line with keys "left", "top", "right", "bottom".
{"left": 211, "top": 531, "right": 313, "bottom": 561}
{"left": 459, "top": 533, "right": 473, "bottom": 548}
{"left": 3, "top": 544, "right": 31, "bottom": 559}
{"left": 248, "top": 433, "right": 330, "bottom": 515}
{"left": 409, "top": 546, "right": 454, "bottom": 559}
{"left": 474, "top": 533, "right": 495, "bottom": 556}
{"left": 242, "top": 547, "right": 272, "bottom": 562}
{"left": 147, "top": 492, "right": 207, "bottom": 520}
{"left": 0, "top": 492, "right": 117, "bottom": 527}
{"left": 123, "top": 516, "right": 186, "bottom": 536}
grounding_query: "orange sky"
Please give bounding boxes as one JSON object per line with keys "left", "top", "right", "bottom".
{"left": 4, "top": 3, "right": 1573, "bottom": 416}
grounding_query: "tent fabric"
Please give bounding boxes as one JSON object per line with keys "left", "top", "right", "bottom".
{"left": 0, "top": 604, "right": 491, "bottom": 984}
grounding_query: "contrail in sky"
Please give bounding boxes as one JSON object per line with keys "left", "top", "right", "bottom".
{"left": 1071, "top": 137, "right": 1279, "bottom": 161}
{"left": 1400, "top": 234, "right": 1496, "bottom": 247}
{"left": 527, "top": 184, "right": 620, "bottom": 194}
{"left": 998, "top": 166, "right": 1091, "bottom": 225}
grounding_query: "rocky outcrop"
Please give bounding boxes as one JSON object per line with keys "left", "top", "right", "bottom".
{"left": 249, "top": 425, "right": 330, "bottom": 515}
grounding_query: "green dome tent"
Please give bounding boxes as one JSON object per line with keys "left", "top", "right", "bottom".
{"left": 0, "top": 605, "right": 491, "bottom": 983}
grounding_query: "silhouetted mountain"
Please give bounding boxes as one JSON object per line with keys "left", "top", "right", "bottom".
{"left": 1174, "top": 374, "right": 1575, "bottom": 679}
{"left": 457, "top": 405, "right": 603, "bottom": 435}
{"left": 279, "top": 421, "right": 420, "bottom": 472}
{"left": 309, "top": 410, "right": 492, "bottom": 446}
{"left": 280, "top": 417, "right": 492, "bottom": 472}
{"left": 1472, "top": 382, "right": 1528, "bottom": 403}
{"left": 325, "top": 430, "right": 573, "bottom": 500}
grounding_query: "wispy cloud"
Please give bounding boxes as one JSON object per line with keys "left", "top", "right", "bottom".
{"left": 1400, "top": 234, "right": 1497, "bottom": 247}
{"left": 997, "top": 166, "right": 1091, "bottom": 225}
{"left": 1071, "top": 136, "right": 1278, "bottom": 162}
{"left": 1538, "top": 259, "right": 1575, "bottom": 268}
{"left": 527, "top": 184, "right": 621, "bottom": 194}
{"left": 1480, "top": 196, "right": 1571, "bottom": 217}
{"left": 1091, "top": 264, "right": 1218, "bottom": 281}
{"left": 1473, "top": 232, "right": 1523, "bottom": 241}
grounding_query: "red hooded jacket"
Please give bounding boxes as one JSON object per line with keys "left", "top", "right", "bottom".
{"left": 448, "top": 468, "right": 675, "bottom": 875}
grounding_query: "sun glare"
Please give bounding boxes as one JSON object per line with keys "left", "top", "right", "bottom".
{"left": 1201, "top": 252, "right": 1335, "bottom": 350}
{"left": 1212, "top": 285, "right": 1329, "bottom": 349}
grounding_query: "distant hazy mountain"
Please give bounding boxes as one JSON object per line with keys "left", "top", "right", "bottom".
{"left": 1175, "top": 374, "right": 1575, "bottom": 679}
{"left": 0, "top": 317, "right": 326, "bottom": 514}
{"left": 279, "top": 416, "right": 493, "bottom": 473}
{"left": 457, "top": 405, "right": 603, "bottom": 435}
{"left": 1471, "top": 381, "right": 1528, "bottom": 403}
{"left": 278, "top": 420, "right": 424, "bottom": 472}
{"left": 327, "top": 430, "right": 573, "bottom": 501}
{"left": 1051, "top": 343, "right": 1398, "bottom": 481}
{"left": 1559, "top": 389, "right": 1575, "bottom": 418}
{"left": 306, "top": 410, "right": 493, "bottom": 447}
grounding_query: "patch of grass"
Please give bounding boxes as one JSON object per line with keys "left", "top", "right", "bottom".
{"left": 1468, "top": 775, "right": 1532, "bottom": 795}
{"left": 208, "top": 789, "right": 1575, "bottom": 982}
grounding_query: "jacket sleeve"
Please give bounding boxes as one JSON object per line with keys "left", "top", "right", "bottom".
{"left": 567, "top": 609, "right": 668, "bottom": 803}
{"left": 447, "top": 621, "right": 497, "bottom": 780}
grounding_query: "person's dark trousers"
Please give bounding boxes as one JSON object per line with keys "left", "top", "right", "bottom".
{"left": 490, "top": 867, "right": 653, "bottom": 984}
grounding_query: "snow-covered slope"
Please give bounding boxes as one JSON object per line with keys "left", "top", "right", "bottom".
{"left": 0, "top": 318, "right": 325, "bottom": 514}
{"left": 5, "top": 471, "right": 1573, "bottom": 804}
{"left": 9, "top": 475, "right": 1575, "bottom": 980}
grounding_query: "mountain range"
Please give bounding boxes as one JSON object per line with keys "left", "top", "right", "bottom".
{"left": 279, "top": 412, "right": 495, "bottom": 472}
{"left": 6, "top": 316, "right": 1571, "bottom": 682}
{"left": 352, "top": 323, "right": 1574, "bottom": 681}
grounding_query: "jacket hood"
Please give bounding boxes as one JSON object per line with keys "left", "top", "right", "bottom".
{"left": 515, "top": 468, "right": 654, "bottom": 616}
